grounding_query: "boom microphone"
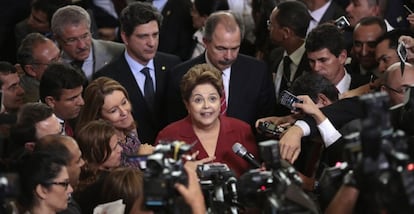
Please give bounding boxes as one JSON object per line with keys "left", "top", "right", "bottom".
{"left": 232, "top": 142, "right": 261, "bottom": 168}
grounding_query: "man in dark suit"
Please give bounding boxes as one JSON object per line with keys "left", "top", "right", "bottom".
{"left": 347, "top": 16, "right": 387, "bottom": 83}
{"left": 306, "top": 23, "right": 367, "bottom": 94}
{"left": 94, "top": 2, "right": 181, "bottom": 145}
{"left": 268, "top": 1, "right": 312, "bottom": 116}
{"left": 166, "top": 11, "right": 276, "bottom": 130}
{"left": 51, "top": 5, "right": 124, "bottom": 81}
{"left": 303, "top": 0, "right": 346, "bottom": 34}
{"left": 156, "top": 0, "right": 195, "bottom": 60}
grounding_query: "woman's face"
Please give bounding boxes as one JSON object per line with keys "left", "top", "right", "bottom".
{"left": 101, "top": 134, "right": 123, "bottom": 169}
{"left": 42, "top": 167, "right": 73, "bottom": 212}
{"left": 185, "top": 83, "right": 220, "bottom": 128}
{"left": 101, "top": 90, "right": 134, "bottom": 130}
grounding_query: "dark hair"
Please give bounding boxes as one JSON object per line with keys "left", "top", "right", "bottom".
{"left": 180, "top": 63, "right": 223, "bottom": 102}
{"left": 16, "top": 33, "right": 51, "bottom": 66}
{"left": 10, "top": 102, "right": 54, "bottom": 145}
{"left": 290, "top": 72, "right": 339, "bottom": 103}
{"left": 120, "top": 2, "right": 163, "bottom": 37}
{"left": 194, "top": 0, "right": 229, "bottom": 17}
{"left": 39, "top": 62, "right": 86, "bottom": 102}
{"left": 76, "top": 120, "right": 116, "bottom": 191}
{"left": 356, "top": 16, "right": 387, "bottom": 35}
{"left": 17, "top": 152, "right": 66, "bottom": 210}
{"left": 0, "top": 61, "right": 17, "bottom": 87}
{"left": 31, "top": 0, "right": 71, "bottom": 25}
{"left": 34, "top": 135, "right": 73, "bottom": 164}
{"left": 306, "top": 23, "right": 345, "bottom": 57}
{"left": 273, "top": 1, "right": 311, "bottom": 39}
{"left": 376, "top": 29, "right": 414, "bottom": 50}
{"left": 204, "top": 11, "right": 245, "bottom": 42}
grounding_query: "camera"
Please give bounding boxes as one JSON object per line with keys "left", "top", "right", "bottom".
{"left": 237, "top": 140, "right": 318, "bottom": 214}
{"left": 318, "top": 92, "right": 414, "bottom": 213}
{"left": 197, "top": 164, "right": 239, "bottom": 213}
{"left": 334, "top": 16, "right": 350, "bottom": 30}
{"left": 280, "top": 90, "right": 303, "bottom": 111}
{"left": 143, "top": 141, "right": 189, "bottom": 212}
{"left": 257, "top": 121, "right": 287, "bottom": 138}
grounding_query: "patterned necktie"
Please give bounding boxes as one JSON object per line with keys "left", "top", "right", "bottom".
{"left": 280, "top": 56, "right": 292, "bottom": 93}
{"left": 140, "top": 67, "right": 155, "bottom": 109}
{"left": 220, "top": 86, "right": 227, "bottom": 115}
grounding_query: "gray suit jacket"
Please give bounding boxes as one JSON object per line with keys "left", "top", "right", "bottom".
{"left": 91, "top": 39, "right": 125, "bottom": 73}
{"left": 61, "top": 39, "right": 124, "bottom": 78}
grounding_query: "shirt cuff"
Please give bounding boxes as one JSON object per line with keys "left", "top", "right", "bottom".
{"left": 317, "top": 119, "right": 342, "bottom": 147}
{"left": 295, "top": 120, "right": 310, "bottom": 137}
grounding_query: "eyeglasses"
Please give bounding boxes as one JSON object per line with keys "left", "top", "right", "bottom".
{"left": 43, "top": 180, "right": 70, "bottom": 190}
{"left": 61, "top": 32, "right": 91, "bottom": 46}
{"left": 382, "top": 84, "right": 410, "bottom": 94}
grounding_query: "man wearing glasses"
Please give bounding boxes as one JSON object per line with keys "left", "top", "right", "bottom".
{"left": 17, "top": 33, "right": 60, "bottom": 102}
{"left": 51, "top": 5, "right": 124, "bottom": 81}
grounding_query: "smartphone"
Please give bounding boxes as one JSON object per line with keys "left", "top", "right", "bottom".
{"left": 279, "top": 90, "right": 303, "bottom": 111}
{"left": 398, "top": 41, "right": 407, "bottom": 63}
{"left": 334, "top": 16, "right": 350, "bottom": 30}
{"left": 404, "top": 5, "right": 414, "bottom": 14}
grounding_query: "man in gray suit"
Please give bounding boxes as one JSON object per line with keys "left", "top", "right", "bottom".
{"left": 51, "top": 5, "right": 124, "bottom": 81}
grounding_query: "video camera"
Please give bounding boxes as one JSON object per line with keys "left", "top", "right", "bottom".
{"left": 197, "top": 163, "right": 239, "bottom": 214}
{"left": 143, "top": 141, "right": 190, "bottom": 213}
{"left": 318, "top": 92, "right": 414, "bottom": 213}
{"left": 237, "top": 140, "right": 318, "bottom": 214}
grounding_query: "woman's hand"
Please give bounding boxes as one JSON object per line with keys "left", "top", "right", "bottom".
{"left": 137, "top": 143, "right": 154, "bottom": 155}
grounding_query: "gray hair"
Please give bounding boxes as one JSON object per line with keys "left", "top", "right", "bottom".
{"left": 51, "top": 5, "right": 91, "bottom": 37}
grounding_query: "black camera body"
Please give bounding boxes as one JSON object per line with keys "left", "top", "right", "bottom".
{"left": 197, "top": 163, "right": 239, "bottom": 213}
{"left": 258, "top": 121, "right": 287, "bottom": 138}
{"left": 143, "top": 141, "right": 189, "bottom": 211}
{"left": 237, "top": 140, "right": 318, "bottom": 214}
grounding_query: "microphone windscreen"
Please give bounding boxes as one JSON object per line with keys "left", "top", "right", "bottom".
{"left": 232, "top": 142, "right": 247, "bottom": 156}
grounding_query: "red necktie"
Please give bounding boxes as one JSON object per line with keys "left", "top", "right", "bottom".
{"left": 220, "top": 87, "right": 227, "bottom": 115}
{"left": 64, "top": 121, "right": 74, "bottom": 137}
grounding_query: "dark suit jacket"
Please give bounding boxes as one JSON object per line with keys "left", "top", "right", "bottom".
{"left": 269, "top": 47, "right": 311, "bottom": 116}
{"left": 166, "top": 53, "right": 276, "bottom": 129}
{"left": 94, "top": 52, "right": 181, "bottom": 144}
{"left": 158, "top": 0, "right": 195, "bottom": 60}
{"left": 156, "top": 115, "right": 258, "bottom": 177}
{"left": 303, "top": 97, "right": 364, "bottom": 137}
{"left": 319, "top": 1, "right": 346, "bottom": 24}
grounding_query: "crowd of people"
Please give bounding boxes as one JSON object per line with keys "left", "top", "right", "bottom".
{"left": 1, "top": 0, "right": 414, "bottom": 213}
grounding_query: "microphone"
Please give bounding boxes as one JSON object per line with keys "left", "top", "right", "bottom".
{"left": 232, "top": 142, "right": 261, "bottom": 168}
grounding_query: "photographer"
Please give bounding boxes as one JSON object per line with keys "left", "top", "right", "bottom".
{"left": 276, "top": 62, "right": 414, "bottom": 164}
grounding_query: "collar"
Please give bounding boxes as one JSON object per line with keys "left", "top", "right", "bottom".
{"left": 124, "top": 50, "right": 155, "bottom": 72}
{"left": 285, "top": 43, "right": 306, "bottom": 66}
{"left": 309, "top": 0, "right": 332, "bottom": 23}
{"left": 336, "top": 71, "right": 351, "bottom": 94}
{"left": 179, "top": 115, "right": 235, "bottom": 138}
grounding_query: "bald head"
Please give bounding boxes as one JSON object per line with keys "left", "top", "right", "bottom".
{"left": 383, "top": 63, "right": 414, "bottom": 106}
